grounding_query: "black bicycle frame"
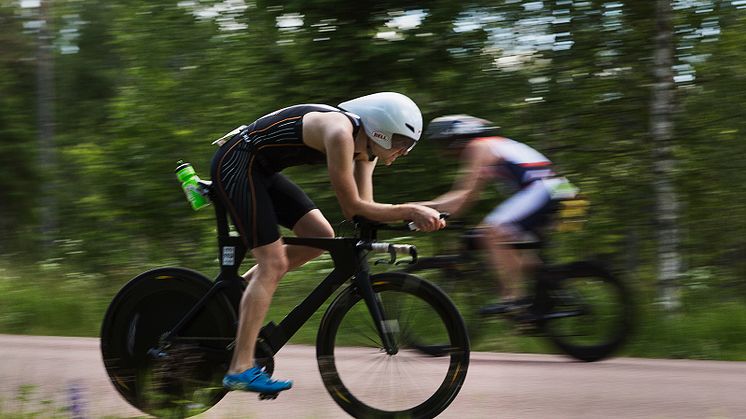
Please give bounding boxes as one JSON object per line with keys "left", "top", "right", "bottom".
{"left": 162, "top": 197, "right": 397, "bottom": 355}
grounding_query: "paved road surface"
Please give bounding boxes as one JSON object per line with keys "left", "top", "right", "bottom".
{"left": 0, "top": 335, "right": 744, "bottom": 418}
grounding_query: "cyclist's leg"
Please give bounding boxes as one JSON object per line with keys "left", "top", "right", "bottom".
{"left": 241, "top": 173, "right": 334, "bottom": 282}
{"left": 480, "top": 227, "right": 527, "bottom": 298}
{"left": 240, "top": 210, "right": 333, "bottom": 282}
{"left": 271, "top": 172, "right": 334, "bottom": 263}
{"left": 211, "top": 148, "right": 293, "bottom": 391}
{"left": 481, "top": 182, "right": 554, "bottom": 309}
{"left": 224, "top": 238, "right": 293, "bottom": 392}
{"left": 287, "top": 209, "right": 334, "bottom": 261}
{"left": 229, "top": 240, "right": 287, "bottom": 373}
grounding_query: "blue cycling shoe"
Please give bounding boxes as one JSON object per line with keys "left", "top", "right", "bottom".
{"left": 223, "top": 366, "right": 293, "bottom": 393}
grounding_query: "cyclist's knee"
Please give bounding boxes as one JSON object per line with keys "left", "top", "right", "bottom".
{"left": 485, "top": 222, "right": 534, "bottom": 243}
{"left": 481, "top": 223, "right": 512, "bottom": 243}
{"left": 253, "top": 241, "right": 290, "bottom": 281}
{"left": 317, "top": 223, "right": 334, "bottom": 238}
{"left": 261, "top": 255, "right": 289, "bottom": 280}
{"left": 292, "top": 211, "right": 334, "bottom": 259}
{"left": 294, "top": 209, "right": 334, "bottom": 238}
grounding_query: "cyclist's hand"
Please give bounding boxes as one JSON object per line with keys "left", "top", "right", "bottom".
{"left": 409, "top": 205, "right": 446, "bottom": 232}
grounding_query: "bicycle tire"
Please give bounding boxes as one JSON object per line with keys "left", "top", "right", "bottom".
{"left": 316, "top": 272, "right": 469, "bottom": 419}
{"left": 100, "top": 267, "right": 236, "bottom": 417}
{"left": 535, "top": 261, "right": 633, "bottom": 362}
{"left": 403, "top": 257, "right": 495, "bottom": 343}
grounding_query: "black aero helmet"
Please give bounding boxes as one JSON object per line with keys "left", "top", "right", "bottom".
{"left": 425, "top": 114, "right": 499, "bottom": 147}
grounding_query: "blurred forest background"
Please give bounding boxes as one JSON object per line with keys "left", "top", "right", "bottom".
{"left": 0, "top": 0, "right": 744, "bottom": 358}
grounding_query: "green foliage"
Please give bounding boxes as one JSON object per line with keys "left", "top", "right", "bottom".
{"left": 0, "top": 4, "right": 39, "bottom": 254}
{"left": 627, "top": 299, "right": 746, "bottom": 360}
{"left": 0, "top": 261, "right": 109, "bottom": 336}
{"left": 1, "top": 0, "right": 744, "bottom": 356}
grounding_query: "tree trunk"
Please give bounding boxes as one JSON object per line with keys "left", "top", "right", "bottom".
{"left": 37, "top": 0, "right": 57, "bottom": 251}
{"left": 651, "top": 0, "right": 681, "bottom": 310}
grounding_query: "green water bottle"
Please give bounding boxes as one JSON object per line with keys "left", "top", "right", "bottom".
{"left": 175, "top": 161, "right": 210, "bottom": 210}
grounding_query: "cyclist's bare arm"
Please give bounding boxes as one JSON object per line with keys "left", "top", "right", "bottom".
{"left": 417, "top": 140, "right": 496, "bottom": 216}
{"left": 353, "top": 158, "right": 375, "bottom": 203}
{"left": 302, "top": 111, "right": 374, "bottom": 206}
{"left": 309, "top": 113, "right": 442, "bottom": 231}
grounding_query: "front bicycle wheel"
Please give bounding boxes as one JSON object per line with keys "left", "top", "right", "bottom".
{"left": 317, "top": 272, "right": 469, "bottom": 419}
{"left": 101, "top": 267, "right": 237, "bottom": 417}
{"left": 536, "top": 261, "right": 633, "bottom": 362}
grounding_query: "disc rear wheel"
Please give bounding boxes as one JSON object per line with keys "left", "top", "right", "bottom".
{"left": 100, "top": 268, "right": 236, "bottom": 417}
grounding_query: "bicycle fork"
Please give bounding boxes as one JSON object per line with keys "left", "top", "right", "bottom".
{"left": 354, "top": 262, "right": 399, "bottom": 355}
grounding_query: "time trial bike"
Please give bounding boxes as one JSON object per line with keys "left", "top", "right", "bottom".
{"left": 400, "top": 225, "right": 633, "bottom": 362}
{"left": 100, "top": 180, "right": 470, "bottom": 418}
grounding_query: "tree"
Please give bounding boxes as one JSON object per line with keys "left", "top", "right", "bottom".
{"left": 0, "top": 3, "right": 40, "bottom": 254}
{"left": 36, "top": 0, "right": 57, "bottom": 250}
{"left": 651, "top": 0, "right": 681, "bottom": 309}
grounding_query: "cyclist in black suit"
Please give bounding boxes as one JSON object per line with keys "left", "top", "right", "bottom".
{"left": 212, "top": 93, "right": 446, "bottom": 394}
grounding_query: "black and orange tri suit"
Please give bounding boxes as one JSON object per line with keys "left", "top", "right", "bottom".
{"left": 211, "top": 104, "right": 361, "bottom": 249}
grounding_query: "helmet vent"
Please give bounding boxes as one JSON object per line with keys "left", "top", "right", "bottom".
{"left": 405, "top": 123, "right": 415, "bottom": 133}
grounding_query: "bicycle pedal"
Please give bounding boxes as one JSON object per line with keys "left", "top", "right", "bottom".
{"left": 258, "top": 392, "right": 279, "bottom": 400}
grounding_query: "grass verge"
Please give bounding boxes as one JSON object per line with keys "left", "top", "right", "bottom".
{"left": 1, "top": 259, "right": 744, "bottom": 361}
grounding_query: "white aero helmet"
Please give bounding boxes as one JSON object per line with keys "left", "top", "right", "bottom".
{"left": 338, "top": 92, "right": 423, "bottom": 150}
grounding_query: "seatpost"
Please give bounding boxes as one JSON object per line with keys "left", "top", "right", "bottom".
{"left": 212, "top": 201, "right": 247, "bottom": 279}
{"left": 159, "top": 200, "right": 248, "bottom": 343}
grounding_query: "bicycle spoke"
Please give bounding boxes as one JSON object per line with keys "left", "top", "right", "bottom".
{"left": 319, "top": 275, "right": 468, "bottom": 416}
